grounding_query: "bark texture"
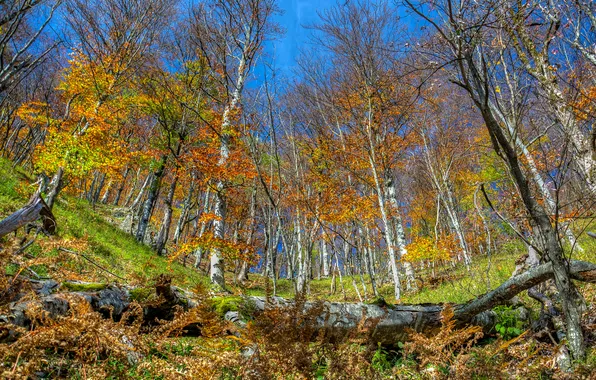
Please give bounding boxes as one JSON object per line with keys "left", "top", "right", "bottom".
{"left": 136, "top": 156, "right": 167, "bottom": 244}
{"left": 0, "top": 194, "right": 56, "bottom": 238}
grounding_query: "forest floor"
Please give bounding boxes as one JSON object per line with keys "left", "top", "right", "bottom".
{"left": 1, "top": 159, "right": 596, "bottom": 378}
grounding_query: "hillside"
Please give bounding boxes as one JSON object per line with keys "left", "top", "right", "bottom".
{"left": 2, "top": 158, "right": 596, "bottom": 378}
{"left": 0, "top": 158, "right": 543, "bottom": 306}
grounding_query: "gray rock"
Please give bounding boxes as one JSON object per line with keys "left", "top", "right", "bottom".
{"left": 30, "top": 280, "right": 60, "bottom": 296}
{"left": 225, "top": 311, "right": 246, "bottom": 328}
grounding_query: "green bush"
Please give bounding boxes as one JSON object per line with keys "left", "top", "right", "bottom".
{"left": 493, "top": 305, "right": 524, "bottom": 340}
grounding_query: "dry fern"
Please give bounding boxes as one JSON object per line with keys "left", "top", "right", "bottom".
{"left": 403, "top": 305, "right": 484, "bottom": 372}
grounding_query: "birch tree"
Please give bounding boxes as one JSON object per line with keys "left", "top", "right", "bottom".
{"left": 307, "top": 0, "right": 417, "bottom": 299}
{"left": 190, "top": 0, "right": 280, "bottom": 289}
{"left": 0, "top": 0, "right": 59, "bottom": 94}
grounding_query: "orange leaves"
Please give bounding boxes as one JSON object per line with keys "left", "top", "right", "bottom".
{"left": 172, "top": 233, "right": 255, "bottom": 263}
{"left": 197, "top": 212, "right": 221, "bottom": 224}
{"left": 185, "top": 131, "right": 257, "bottom": 186}
{"left": 573, "top": 83, "right": 596, "bottom": 120}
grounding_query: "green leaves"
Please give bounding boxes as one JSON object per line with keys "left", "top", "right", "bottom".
{"left": 493, "top": 305, "right": 525, "bottom": 340}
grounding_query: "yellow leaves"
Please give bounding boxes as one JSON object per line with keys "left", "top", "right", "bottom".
{"left": 60, "top": 53, "right": 115, "bottom": 102}
{"left": 404, "top": 236, "right": 450, "bottom": 263}
{"left": 172, "top": 233, "right": 254, "bottom": 263}
{"left": 35, "top": 121, "right": 129, "bottom": 177}
{"left": 30, "top": 50, "right": 145, "bottom": 179}
{"left": 17, "top": 101, "right": 56, "bottom": 126}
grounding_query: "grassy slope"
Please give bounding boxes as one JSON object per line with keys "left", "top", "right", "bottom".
{"left": 1, "top": 157, "right": 594, "bottom": 305}
{"left": 237, "top": 252, "right": 517, "bottom": 305}
{"left": 0, "top": 158, "right": 206, "bottom": 289}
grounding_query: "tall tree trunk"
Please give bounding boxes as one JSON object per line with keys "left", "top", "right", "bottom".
{"left": 86, "top": 171, "right": 99, "bottom": 203}
{"left": 369, "top": 156, "right": 401, "bottom": 300}
{"left": 194, "top": 187, "right": 212, "bottom": 269}
{"left": 385, "top": 174, "right": 418, "bottom": 290}
{"left": 123, "top": 168, "right": 141, "bottom": 207}
{"left": 209, "top": 49, "right": 249, "bottom": 290}
{"left": 270, "top": 225, "right": 280, "bottom": 295}
{"left": 295, "top": 211, "right": 307, "bottom": 294}
{"left": 237, "top": 185, "right": 257, "bottom": 283}
{"left": 321, "top": 239, "right": 330, "bottom": 277}
{"left": 472, "top": 65, "right": 586, "bottom": 360}
{"left": 113, "top": 166, "right": 130, "bottom": 206}
{"left": 155, "top": 176, "right": 177, "bottom": 255}
{"left": 92, "top": 172, "right": 107, "bottom": 204}
{"left": 136, "top": 156, "right": 167, "bottom": 244}
{"left": 421, "top": 133, "right": 472, "bottom": 268}
{"left": 173, "top": 177, "right": 194, "bottom": 245}
{"left": 363, "top": 226, "right": 379, "bottom": 297}
{"left": 100, "top": 179, "right": 113, "bottom": 204}
{"left": 504, "top": 15, "right": 596, "bottom": 196}
{"left": 129, "top": 172, "right": 152, "bottom": 211}
{"left": 488, "top": 102, "right": 583, "bottom": 251}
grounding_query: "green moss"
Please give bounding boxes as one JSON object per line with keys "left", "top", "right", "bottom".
{"left": 5, "top": 263, "right": 19, "bottom": 276}
{"left": 211, "top": 296, "right": 244, "bottom": 317}
{"left": 62, "top": 282, "right": 107, "bottom": 292}
{"left": 366, "top": 296, "right": 393, "bottom": 308}
{"left": 130, "top": 287, "right": 154, "bottom": 302}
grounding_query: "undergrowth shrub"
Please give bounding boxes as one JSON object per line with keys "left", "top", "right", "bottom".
{"left": 0, "top": 298, "right": 146, "bottom": 377}
{"left": 493, "top": 305, "right": 525, "bottom": 340}
{"left": 402, "top": 305, "right": 484, "bottom": 375}
{"left": 238, "top": 295, "right": 381, "bottom": 379}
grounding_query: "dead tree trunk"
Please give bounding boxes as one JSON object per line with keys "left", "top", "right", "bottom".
{"left": 242, "top": 259, "right": 596, "bottom": 344}
{"left": 0, "top": 194, "right": 56, "bottom": 238}
{"left": 45, "top": 167, "right": 64, "bottom": 211}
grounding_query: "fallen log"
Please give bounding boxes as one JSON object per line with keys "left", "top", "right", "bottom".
{"left": 2, "top": 260, "right": 595, "bottom": 345}
{"left": 0, "top": 194, "right": 56, "bottom": 238}
{"left": 240, "top": 260, "right": 596, "bottom": 344}
{"left": 2, "top": 278, "right": 199, "bottom": 338}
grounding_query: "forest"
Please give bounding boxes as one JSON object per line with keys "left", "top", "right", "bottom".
{"left": 0, "top": 0, "right": 595, "bottom": 378}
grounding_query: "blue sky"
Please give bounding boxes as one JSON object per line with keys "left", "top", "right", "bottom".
{"left": 265, "top": 0, "right": 338, "bottom": 75}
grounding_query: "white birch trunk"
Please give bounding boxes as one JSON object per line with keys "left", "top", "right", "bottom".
{"left": 194, "top": 187, "right": 211, "bottom": 269}
{"left": 295, "top": 213, "right": 307, "bottom": 294}
{"left": 385, "top": 174, "right": 418, "bottom": 290}
{"left": 321, "top": 239, "right": 330, "bottom": 277}
{"left": 369, "top": 157, "right": 401, "bottom": 300}
{"left": 210, "top": 55, "right": 247, "bottom": 290}
{"left": 421, "top": 133, "right": 472, "bottom": 268}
